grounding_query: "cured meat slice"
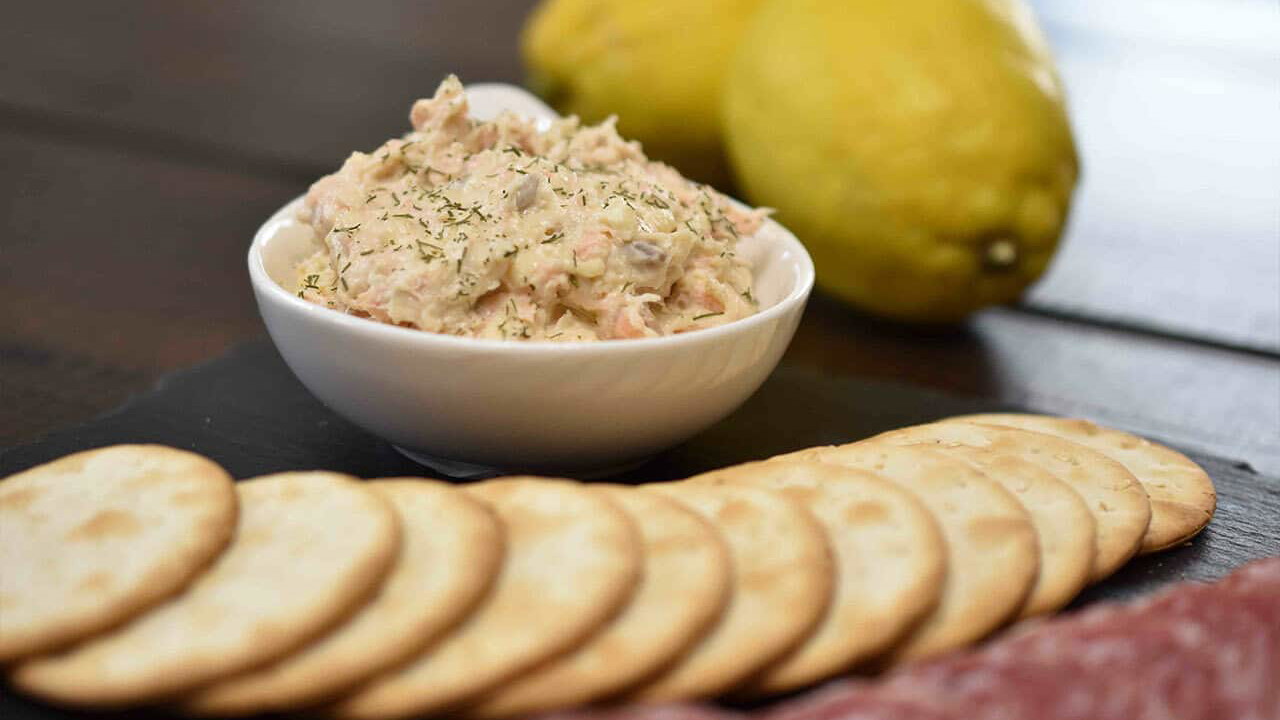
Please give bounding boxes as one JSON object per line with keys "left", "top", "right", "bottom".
{"left": 759, "top": 557, "right": 1280, "bottom": 720}
{"left": 758, "top": 680, "right": 953, "bottom": 720}
{"left": 540, "top": 706, "right": 745, "bottom": 720}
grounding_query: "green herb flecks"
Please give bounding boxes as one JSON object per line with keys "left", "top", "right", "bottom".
{"left": 416, "top": 240, "right": 443, "bottom": 262}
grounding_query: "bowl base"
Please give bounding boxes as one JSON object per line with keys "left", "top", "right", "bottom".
{"left": 392, "top": 445, "right": 652, "bottom": 481}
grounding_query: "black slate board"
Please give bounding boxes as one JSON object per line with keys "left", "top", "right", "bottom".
{"left": 3, "top": 338, "right": 1278, "bottom": 720}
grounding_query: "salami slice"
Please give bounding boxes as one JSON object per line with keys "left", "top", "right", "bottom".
{"left": 758, "top": 557, "right": 1280, "bottom": 720}
{"left": 540, "top": 705, "right": 744, "bottom": 720}
{"left": 757, "top": 680, "right": 954, "bottom": 720}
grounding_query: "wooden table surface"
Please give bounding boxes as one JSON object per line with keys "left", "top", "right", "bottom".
{"left": 2, "top": 0, "right": 1278, "bottom": 474}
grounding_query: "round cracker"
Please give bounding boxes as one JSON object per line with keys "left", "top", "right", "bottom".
{"left": 790, "top": 442, "right": 1039, "bottom": 662}
{"left": 919, "top": 446, "right": 1095, "bottom": 617}
{"left": 330, "top": 477, "right": 642, "bottom": 720}
{"left": 181, "top": 479, "right": 504, "bottom": 716}
{"left": 10, "top": 472, "right": 398, "bottom": 706}
{"left": 465, "top": 485, "right": 732, "bottom": 718}
{"left": 950, "top": 413, "right": 1216, "bottom": 553}
{"left": 874, "top": 421, "right": 1151, "bottom": 581}
{"left": 0, "top": 445, "right": 237, "bottom": 663}
{"left": 622, "top": 482, "right": 834, "bottom": 701}
{"left": 688, "top": 460, "right": 947, "bottom": 693}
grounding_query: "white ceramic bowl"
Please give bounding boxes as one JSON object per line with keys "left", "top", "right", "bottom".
{"left": 248, "top": 84, "right": 814, "bottom": 476}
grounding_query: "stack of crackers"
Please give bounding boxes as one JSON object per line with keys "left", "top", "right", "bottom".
{"left": 0, "top": 414, "right": 1216, "bottom": 718}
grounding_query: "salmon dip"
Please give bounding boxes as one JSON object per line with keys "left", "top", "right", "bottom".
{"left": 293, "top": 76, "right": 764, "bottom": 341}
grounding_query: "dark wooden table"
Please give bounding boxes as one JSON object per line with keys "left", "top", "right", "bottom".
{"left": 2, "top": 0, "right": 1278, "bottom": 476}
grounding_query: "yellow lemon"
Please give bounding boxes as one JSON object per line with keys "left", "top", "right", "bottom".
{"left": 522, "top": 0, "right": 765, "bottom": 185}
{"left": 724, "top": 0, "right": 1079, "bottom": 322}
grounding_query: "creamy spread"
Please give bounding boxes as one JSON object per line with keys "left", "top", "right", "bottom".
{"left": 293, "top": 76, "right": 764, "bottom": 341}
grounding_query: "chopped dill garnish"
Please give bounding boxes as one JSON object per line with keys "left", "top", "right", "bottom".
{"left": 693, "top": 311, "right": 724, "bottom": 321}
{"left": 416, "top": 240, "right": 442, "bottom": 262}
{"left": 720, "top": 217, "right": 740, "bottom": 238}
{"left": 541, "top": 232, "right": 564, "bottom": 244}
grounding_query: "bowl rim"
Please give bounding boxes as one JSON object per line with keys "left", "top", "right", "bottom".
{"left": 249, "top": 195, "right": 813, "bottom": 356}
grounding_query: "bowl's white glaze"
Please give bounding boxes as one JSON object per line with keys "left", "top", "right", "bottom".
{"left": 247, "top": 84, "right": 814, "bottom": 476}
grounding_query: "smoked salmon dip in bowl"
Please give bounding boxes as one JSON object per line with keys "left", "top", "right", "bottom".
{"left": 248, "top": 80, "right": 813, "bottom": 476}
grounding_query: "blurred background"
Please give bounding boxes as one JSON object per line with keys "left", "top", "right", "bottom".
{"left": 1, "top": 0, "right": 1276, "bottom": 469}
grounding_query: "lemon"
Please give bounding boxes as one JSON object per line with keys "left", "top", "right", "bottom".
{"left": 522, "top": 0, "right": 765, "bottom": 185}
{"left": 724, "top": 0, "right": 1079, "bottom": 322}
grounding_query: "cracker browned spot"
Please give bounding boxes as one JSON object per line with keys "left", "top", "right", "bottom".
{"left": 621, "top": 482, "right": 834, "bottom": 701}
{"left": 0, "top": 445, "right": 237, "bottom": 663}
{"left": 181, "top": 479, "right": 503, "bottom": 716}
{"left": 951, "top": 413, "right": 1215, "bottom": 553}
{"left": 689, "top": 460, "right": 947, "bottom": 693}
{"left": 329, "top": 477, "right": 641, "bottom": 720}
{"left": 10, "top": 471, "right": 398, "bottom": 706}
{"left": 786, "top": 442, "right": 1038, "bottom": 662}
